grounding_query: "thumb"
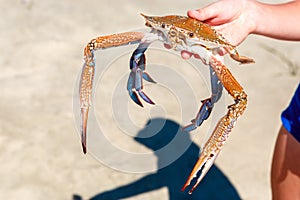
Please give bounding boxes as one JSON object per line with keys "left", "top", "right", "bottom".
{"left": 187, "top": 10, "right": 208, "bottom": 21}
{"left": 188, "top": 4, "right": 220, "bottom": 21}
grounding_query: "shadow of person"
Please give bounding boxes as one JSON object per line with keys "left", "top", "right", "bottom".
{"left": 86, "top": 118, "right": 241, "bottom": 200}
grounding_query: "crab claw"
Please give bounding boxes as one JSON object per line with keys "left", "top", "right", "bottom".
{"left": 127, "top": 47, "right": 156, "bottom": 106}
{"left": 127, "top": 69, "right": 155, "bottom": 106}
{"left": 142, "top": 72, "right": 156, "bottom": 83}
{"left": 129, "top": 90, "right": 143, "bottom": 107}
{"left": 182, "top": 99, "right": 213, "bottom": 132}
{"left": 135, "top": 69, "right": 155, "bottom": 105}
{"left": 133, "top": 52, "right": 156, "bottom": 84}
{"left": 137, "top": 53, "right": 146, "bottom": 70}
{"left": 127, "top": 71, "right": 143, "bottom": 107}
{"left": 181, "top": 151, "right": 219, "bottom": 194}
{"left": 137, "top": 90, "right": 155, "bottom": 104}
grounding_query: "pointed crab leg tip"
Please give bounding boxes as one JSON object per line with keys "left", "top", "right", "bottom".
{"left": 237, "top": 57, "right": 255, "bottom": 65}
{"left": 80, "top": 127, "right": 87, "bottom": 154}
{"left": 82, "top": 144, "right": 87, "bottom": 154}
{"left": 138, "top": 91, "right": 155, "bottom": 105}
{"left": 181, "top": 183, "right": 189, "bottom": 192}
{"left": 142, "top": 72, "right": 156, "bottom": 83}
{"left": 135, "top": 98, "right": 144, "bottom": 107}
{"left": 181, "top": 156, "right": 208, "bottom": 193}
{"left": 149, "top": 100, "right": 155, "bottom": 105}
{"left": 129, "top": 91, "right": 144, "bottom": 107}
{"left": 182, "top": 124, "right": 196, "bottom": 132}
{"left": 134, "top": 100, "right": 144, "bottom": 107}
{"left": 149, "top": 101, "right": 155, "bottom": 105}
{"left": 140, "top": 13, "right": 146, "bottom": 17}
{"left": 188, "top": 181, "right": 201, "bottom": 194}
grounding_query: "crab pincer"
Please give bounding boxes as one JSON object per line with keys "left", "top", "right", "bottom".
{"left": 182, "top": 67, "right": 223, "bottom": 132}
{"left": 182, "top": 99, "right": 213, "bottom": 132}
{"left": 127, "top": 43, "right": 156, "bottom": 107}
{"left": 181, "top": 147, "right": 220, "bottom": 194}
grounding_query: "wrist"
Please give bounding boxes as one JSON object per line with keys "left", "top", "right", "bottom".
{"left": 245, "top": 0, "right": 262, "bottom": 35}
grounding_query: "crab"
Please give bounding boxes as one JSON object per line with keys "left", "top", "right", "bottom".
{"left": 79, "top": 14, "right": 254, "bottom": 194}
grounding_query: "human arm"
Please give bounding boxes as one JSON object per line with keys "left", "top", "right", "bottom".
{"left": 182, "top": 0, "right": 300, "bottom": 58}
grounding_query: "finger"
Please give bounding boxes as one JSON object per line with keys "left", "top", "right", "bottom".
{"left": 217, "top": 47, "right": 227, "bottom": 56}
{"left": 188, "top": 1, "right": 229, "bottom": 25}
{"left": 187, "top": 10, "right": 208, "bottom": 21}
{"left": 181, "top": 51, "right": 192, "bottom": 60}
{"left": 193, "top": 53, "right": 201, "bottom": 59}
{"left": 164, "top": 43, "right": 171, "bottom": 49}
{"left": 188, "top": 3, "right": 220, "bottom": 21}
{"left": 188, "top": 11, "right": 222, "bottom": 26}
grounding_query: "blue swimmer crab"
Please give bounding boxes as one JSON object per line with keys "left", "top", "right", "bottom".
{"left": 79, "top": 14, "right": 254, "bottom": 194}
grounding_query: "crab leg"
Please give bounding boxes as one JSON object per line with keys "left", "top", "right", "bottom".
{"left": 182, "top": 55, "right": 247, "bottom": 194}
{"left": 79, "top": 32, "right": 145, "bottom": 154}
{"left": 226, "top": 47, "right": 255, "bottom": 64}
{"left": 182, "top": 67, "right": 223, "bottom": 132}
{"left": 127, "top": 42, "right": 156, "bottom": 107}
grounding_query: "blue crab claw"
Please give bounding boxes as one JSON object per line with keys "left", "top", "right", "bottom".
{"left": 128, "top": 43, "right": 156, "bottom": 106}
{"left": 127, "top": 71, "right": 143, "bottom": 107}
{"left": 137, "top": 90, "right": 155, "bottom": 105}
{"left": 127, "top": 71, "right": 135, "bottom": 91}
{"left": 127, "top": 68, "right": 154, "bottom": 106}
{"left": 130, "top": 47, "right": 146, "bottom": 69}
{"left": 142, "top": 72, "right": 156, "bottom": 83}
{"left": 134, "top": 68, "right": 143, "bottom": 90}
{"left": 181, "top": 124, "right": 197, "bottom": 132}
{"left": 135, "top": 69, "right": 155, "bottom": 105}
{"left": 129, "top": 90, "right": 143, "bottom": 107}
{"left": 136, "top": 54, "right": 156, "bottom": 83}
{"left": 138, "top": 54, "right": 146, "bottom": 71}
{"left": 182, "top": 99, "right": 213, "bottom": 132}
{"left": 182, "top": 151, "right": 220, "bottom": 194}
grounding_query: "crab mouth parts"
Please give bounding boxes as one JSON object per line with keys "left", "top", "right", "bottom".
{"left": 145, "top": 22, "right": 152, "bottom": 27}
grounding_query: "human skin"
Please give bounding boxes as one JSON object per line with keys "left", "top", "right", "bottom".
{"left": 181, "top": 0, "right": 300, "bottom": 59}
{"left": 271, "top": 126, "right": 300, "bottom": 200}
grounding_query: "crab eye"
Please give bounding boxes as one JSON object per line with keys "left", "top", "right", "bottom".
{"left": 161, "top": 23, "right": 165, "bottom": 28}
{"left": 189, "top": 32, "right": 194, "bottom": 37}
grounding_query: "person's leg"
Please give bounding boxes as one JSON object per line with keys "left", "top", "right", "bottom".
{"left": 271, "top": 125, "right": 300, "bottom": 200}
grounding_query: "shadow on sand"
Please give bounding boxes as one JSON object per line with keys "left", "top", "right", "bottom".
{"left": 74, "top": 118, "right": 241, "bottom": 200}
